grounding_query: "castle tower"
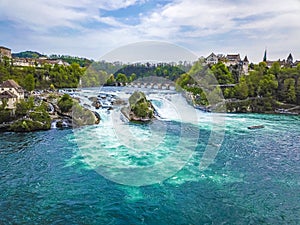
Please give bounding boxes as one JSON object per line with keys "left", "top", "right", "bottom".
{"left": 243, "top": 56, "right": 249, "bottom": 74}
{"left": 287, "top": 53, "right": 293, "bottom": 65}
{"left": 263, "top": 49, "right": 267, "bottom": 62}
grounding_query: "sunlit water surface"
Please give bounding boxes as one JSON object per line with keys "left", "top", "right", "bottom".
{"left": 0, "top": 87, "right": 299, "bottom": 224}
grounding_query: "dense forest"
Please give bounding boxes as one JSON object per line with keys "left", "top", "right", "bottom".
{"left": 80, "top": 61, "right": 190, "bottom": 87}
{"left": 114, "top": 63, "right": 187, "bottom": 81}
{"left": 176, "top": 60, "right": 300, "bottom": 112}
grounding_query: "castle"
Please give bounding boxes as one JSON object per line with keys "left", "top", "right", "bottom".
{"left": 262, "top": 50, "right": 300, "bottom": 68}
{"left": 205, "top": 52, "right": 249, "bottom": 75}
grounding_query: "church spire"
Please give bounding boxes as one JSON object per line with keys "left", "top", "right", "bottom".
{"left": 263, "top": 49, "right": 267, "bottom": 62}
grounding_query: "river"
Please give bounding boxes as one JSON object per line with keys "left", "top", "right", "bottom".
{"left": 0, "top": 87, "right": 299, "bottom": 224}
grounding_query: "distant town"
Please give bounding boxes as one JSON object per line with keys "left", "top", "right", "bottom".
{"left": 1, "top": 45, "right": 299, "bottom": 70}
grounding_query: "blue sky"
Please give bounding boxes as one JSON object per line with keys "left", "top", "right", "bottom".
{"left": 1, "top": 0, "right": 300, "bottom": 62}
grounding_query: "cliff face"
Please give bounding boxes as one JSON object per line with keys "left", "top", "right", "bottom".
{"left": 122, "top": 91, "right": 155, "bottom": 122}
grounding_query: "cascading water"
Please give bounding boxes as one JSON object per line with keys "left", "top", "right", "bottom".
{"left": 51, "top": 120, "right": 57, "bottom": 129}
{"left": 72, "top": 87, "right": 224, "bottom": 186}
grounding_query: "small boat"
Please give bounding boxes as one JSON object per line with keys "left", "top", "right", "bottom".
{"left": 248, "top": 125, "right": 264, "bottom": 130}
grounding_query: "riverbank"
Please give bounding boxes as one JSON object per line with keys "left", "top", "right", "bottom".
{"left": 0, "top": 90, "right": 99, "bottom": 132}
{"left": 184, "top": 91, "right": 300, "bottom": 115}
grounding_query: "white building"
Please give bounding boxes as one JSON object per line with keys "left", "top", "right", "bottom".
{"left": 0, "top": 80, "right": 25, "bottom": 110}
{"left": 205, "top": 53, "right": 219, "bottom": 65}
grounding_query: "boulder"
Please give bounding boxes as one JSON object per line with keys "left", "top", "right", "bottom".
{"left": 122, "top": 91, "right": 155, "bottom": 122}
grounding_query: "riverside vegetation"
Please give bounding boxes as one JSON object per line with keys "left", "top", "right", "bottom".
{"left": 1, "top": 51, "right": 299, "bottom": 117}
{"left": 176, "top": 60, "right": 300, "bottom": 113}
{"left": 0, "top": 93, "right": 98, "bottom": 132}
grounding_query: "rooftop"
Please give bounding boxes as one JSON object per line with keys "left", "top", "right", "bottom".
{"left": 0, "top": 46, "right": 11, "bottom": 51}
{"left": 0, "top": 79, "right": 22, "bottom": 89}
{"left": 0, "top": 90, "right": 17, "bottom": 99}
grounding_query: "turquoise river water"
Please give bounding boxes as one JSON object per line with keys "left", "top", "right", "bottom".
{"left": 0, "top": 87, "right": 299, "bottom": 224}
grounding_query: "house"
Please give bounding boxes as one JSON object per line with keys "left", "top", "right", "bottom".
{"left": 0, "top": 80, "right": 25, "bottom": 110}
{"left": 0, "top": 91, "right": 18, "bottom": 110}
{"left": 294, "top": 60, "right": 300, "bottom": 67}
{"left": 0, "top": 46, "right": 12, "bottom": 59}
{"left": 13, "top": 58, "right": 70, "bottom": 68}
{"left": 205, "top": 53, "right": 219, "bottom": 65}
{"left": 13, "top": 58, "right": 36, "bottom": 67}
{"left": 225, "top": 54, "right": 241, "bottom": 66}
{"left": 265, "top": 60, "right": 285, "bottom": 68}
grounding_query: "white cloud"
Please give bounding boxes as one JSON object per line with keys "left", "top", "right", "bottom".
{"left": 1, "top": 0, "right": 300, "bottom": 62}
{"left": 136, "top": 0, "right": 300, "bottom": 39}
{"left": 0, "top": 0, "right": 144, "bottom": 31}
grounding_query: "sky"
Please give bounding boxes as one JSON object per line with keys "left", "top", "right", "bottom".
{"left": 1, "top": 0, "right": 300, "bottom": 63}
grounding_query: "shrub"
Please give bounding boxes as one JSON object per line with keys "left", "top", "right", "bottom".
{"left": 58, "top": 94, "right": 73, "bottom": 113}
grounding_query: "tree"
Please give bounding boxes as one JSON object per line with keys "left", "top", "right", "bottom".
{"left": 234, "top": 76, "right": 249, "bottom": 99}
{"left": 116, "top": 73, "right": 128, "bottom": 83}
{"left": 16, "top": 99, "right": 30, "bottom": 117}
{"left": 129, "top": 73, "right": 136, "bottom": 82}
{"left": 258, "top": 74, "right": 278, "bottom": 97}
{"left": 269, "top": 61, "right": 281, "bottom": 79}
{"left": 0, "top": 98, "right": 8, "bottom": 110}
{"left": 106, "top": 74, "right": 115, "bottom": 86}
{"left": 58, "top": 94, "right": 73, "bottom": 113}
{"left": 211, "top": 62, "right": 235, "bottom": 84}
{"left": 24, "top": 74, "right": 35, "bottom": 92}
{"left": 284, "top": 78, "right": 296, "bottom": 103}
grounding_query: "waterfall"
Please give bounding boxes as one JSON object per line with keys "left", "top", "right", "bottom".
{"left": 51, "top": 120, "right": 57, "bottom": 129}
{"left": 48, "top": 103, "right": 55, "bottom": 114}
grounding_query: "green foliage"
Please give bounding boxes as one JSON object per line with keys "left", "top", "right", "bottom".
{"left": 0, "top": 59, "right": 85, "bottom": 89}
{"left": 258, "top": 74, "right": 278, "bottom": 97}
{"left": 129, "top": 91, "right": 154, "bottom": 119}
{"left": 0, "top": 98, "right": 8, "bottom": 110}
{"left": 129, "top": 73, "right": 136, "bottom": 82}
{"left": 210, "top": 62, "right": 234, "bottom": 84}
{"left": 116, "top": 73, "right": 128, "bottom": 83}
{"left": 49, "top": 55, "right": 92, "bottom": 67}
{"left": 12, "top": 51, "right": 46, "bottom": 59}
{"left": 106, "top": 74, "right": 116, "bottom": 86}
{"left": 284, "top": 78, "right": 296, "bottom": 103}
{"left": 24, "top": 73, "right": 35, "bottom": 91}
{"left": 176, "top": 59, "right": 300, "bottom": 112}
{"left": 58, "top": 94, "right": 73, "bottom": 113}
{"left": 6, "top": 97, "right": 51, "bottom": 131}
{"left": 133, "top": 102, "right": 151, "bottom": 118}
{"left": 81, "top": 66, "right": 109, "bottom": 87}
{"left": 115, "top": 63, "right": 186, "bottom": 81}
{"left": 234, "top": 76, "right": 248, "bottom": 99}
{"left": 16, "top": 99, "right": 30, "bottom": 117}
{"left": 9, "top": 119, "right": 50, "bottom": 132}
{"left": 49, "top": 83, "right": 55, "bottom": 90}
{"left": 176, "top": 73, "right": 193, "bottom": 88}
{"left": 0, "top": 109, "right": 13, "bottom": 123}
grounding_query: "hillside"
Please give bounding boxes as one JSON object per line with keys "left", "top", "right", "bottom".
{"left": 12, "top": 51, "right": 46, "bottom": 59}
